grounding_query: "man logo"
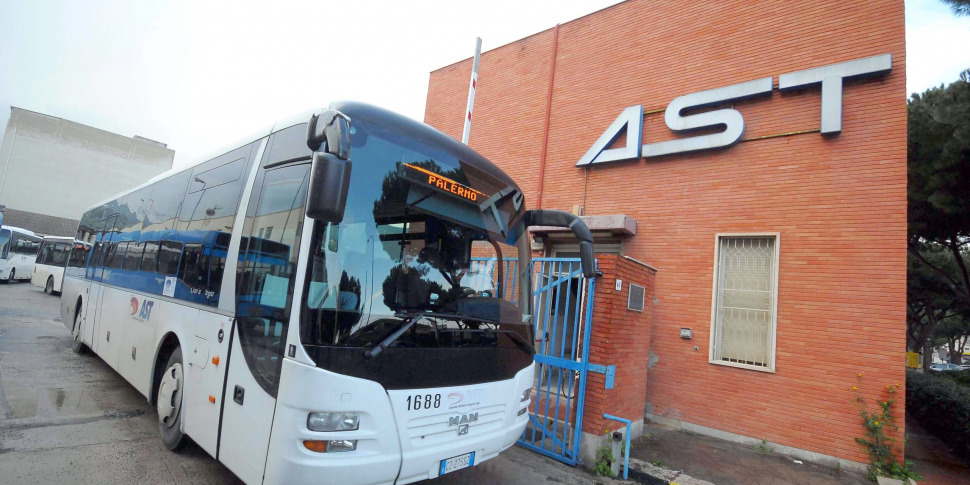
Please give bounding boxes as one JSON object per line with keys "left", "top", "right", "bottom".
{"left": 457, "top": 424, "right": 469, "bottom": 436}
{"left": 448, "top": 413, "right": 478, "bottom": 427}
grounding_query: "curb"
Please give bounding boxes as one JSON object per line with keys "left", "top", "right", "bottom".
{"left": 626, "top": 458, "right": 716, "bottom": 485}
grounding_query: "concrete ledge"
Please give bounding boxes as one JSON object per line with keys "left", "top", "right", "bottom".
{"left": 644, "top": 413, "right": 868, "bottom": 474}
{"left": 627, "top": 457, "right": 716, "bottom": 485}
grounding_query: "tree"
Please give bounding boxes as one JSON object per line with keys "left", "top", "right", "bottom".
{"left": 907, "top": 244, "right": 968, "bottom": 369}
{"left": 908, "top": 70, "right": 970, "bottom": 367}
{"left": 934, "top": 312, "right": 970, "bottom": 364}
{"left": 939, "top": 0, "right": 970, "bottom": 16}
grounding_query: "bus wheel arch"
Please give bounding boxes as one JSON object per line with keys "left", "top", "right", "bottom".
{"left": 152, "top": 333, "right": 187, "bottom": 450}
{"left": 71, "top": 298, "right": 87, "bottom": 354}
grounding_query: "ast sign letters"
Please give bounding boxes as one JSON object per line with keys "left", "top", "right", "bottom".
{"left": 576, "top": 54, "right": 892, "bottom": 167}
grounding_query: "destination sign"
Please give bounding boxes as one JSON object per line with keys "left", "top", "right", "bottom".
{"left": 403, "top": 163, "right": 486, "bottom": 203}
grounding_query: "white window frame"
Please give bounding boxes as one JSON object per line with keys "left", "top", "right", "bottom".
{"left": 708, "top": 233, "right": 780, "bottom": 373}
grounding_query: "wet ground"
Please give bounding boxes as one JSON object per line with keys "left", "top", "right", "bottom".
{"left": 628, "top": 417, "right": 970, "bottom": 485}
{"left": 0, "top": 281, "right": 620, "bottom": 485}
{"left": 629, "top": 420, "right": 873, "bottom": 485}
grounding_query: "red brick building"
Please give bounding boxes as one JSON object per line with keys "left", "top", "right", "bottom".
{"left": 424, "top": 0, "right": 906, "bottom": 469}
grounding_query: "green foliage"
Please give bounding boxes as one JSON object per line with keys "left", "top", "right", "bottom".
{"left": 755, "top": 439, "right": 772, "bottom": 454}
{"left": 908, "top": 71, "right": 970, "bottom": 368}
{"left": 593, "top": 446, "right": 614, "bottom": 477}
{"left": 907, "top": 370, "right": 970, "bottom": 461}
{"left": 909, "top": 70, "right": 970, "bottom": 245}
{"left": 940, "top": 0, "right": 970, "bottom": 16}
{"left": 851, "top": 375, "right": 921, "bottom": 482}
{"left": 649, "top": 459, "right": 665, "bottom": 468}
{"left": 937, "top": 368, "right": 970, "bottom": 388}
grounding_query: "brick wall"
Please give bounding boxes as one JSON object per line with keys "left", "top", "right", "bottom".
{"left": 582, "top": 255, "right": 656, "bottom": 435}
{"left": 426, "top": 0, "right": 906, "bottom": 464}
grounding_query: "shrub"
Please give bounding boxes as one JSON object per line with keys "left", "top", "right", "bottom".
{"left": 937, "top": 369, "right": 970, "bottom": 388}
{"left": 906, "top": 370, "right": 970, "bottom": 461}
{"left": 852, "top": 376, "right": 919, "bottom": 481}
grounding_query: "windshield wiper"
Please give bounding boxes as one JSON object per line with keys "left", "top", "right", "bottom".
{"left": 364, "top": 313, "right": 424, "bottom": 359}
{"left": 364, "top": 311, "right": 476, "bottom": 359}
{"left": 363, "top": 310, "right": 532, "bottom": 359}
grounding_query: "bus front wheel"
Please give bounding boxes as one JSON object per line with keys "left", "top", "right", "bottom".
{"left": 71, "top": 309, "right": 88, "bottom": 354}
{"left": 157, "top": 348, "right": 187, "bottom": 451}
{"left": 45, "top": 277, "right": 54, "bottom": 295}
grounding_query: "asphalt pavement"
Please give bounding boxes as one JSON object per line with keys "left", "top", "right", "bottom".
{"left": 0, "top": 280, "right": 622, "bottom": 485}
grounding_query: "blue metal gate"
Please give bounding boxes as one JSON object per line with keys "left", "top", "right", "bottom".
{"left": 516, "top": 257, "right": 595, "bottom": 465}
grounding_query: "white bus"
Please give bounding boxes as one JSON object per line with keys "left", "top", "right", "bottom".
{"left": 1, "top": 225, "right": 42, "bottom": 283}
{"left": 31, "top": 235, "right": 74, "bottom": 294}
{"left": 60, "top": 102, "right": 595, "bottom": 485}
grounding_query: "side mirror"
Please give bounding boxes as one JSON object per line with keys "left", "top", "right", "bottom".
{"left": 522, "top": 209, "right": 596, "bottom": 278}
{"left": 306, "top": 151, "right": 352, "bottom": 223}
{"left": 306, "top": 109, "right": 351, "bottom": 160}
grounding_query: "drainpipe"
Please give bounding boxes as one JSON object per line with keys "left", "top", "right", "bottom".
{"left": 534, "top": 23, "right": 560, "bottom": 210}
{"left": 603, "top": 413, "right": 631, "bottom": 480}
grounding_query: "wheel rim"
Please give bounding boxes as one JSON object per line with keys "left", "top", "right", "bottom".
{"left": 74, "top": 311, "right": 82, "bottom": 342}
{"left": 46, "top": 278, "right": 53, "bottom": 293}
{"left": 157, "top": 362, "right": 183, "bottom": 428}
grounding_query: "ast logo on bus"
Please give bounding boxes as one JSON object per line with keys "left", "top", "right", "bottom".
{"left": 130, "top": 297, "right": 155, "bottom": 321}
{"left": 446, "top": 389, "right": 483, "bottom": 410}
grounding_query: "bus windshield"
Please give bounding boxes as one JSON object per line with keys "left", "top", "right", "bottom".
{"left": 299, "top": 115, "right": 533, "bottom": 388}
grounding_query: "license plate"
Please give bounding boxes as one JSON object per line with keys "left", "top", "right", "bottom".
{"left": 439, "top": 451, "right": 475, "bottom": 476}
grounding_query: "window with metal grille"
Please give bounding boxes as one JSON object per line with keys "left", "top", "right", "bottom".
{"left": 628, "top": 283, "right": 645, "bottom": 312}
{"left": 710, "top": 235, "right": 778, "bottom": 372}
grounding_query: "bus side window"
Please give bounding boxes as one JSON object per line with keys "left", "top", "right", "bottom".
{"left": 68, "top": 242, "right": 91, "bottom": 269}
{"left": 157, "top": 241, "right": 182, "bottom": 276}
{"left": 208, "top": 254, "right": 226, "bottom": 295}
{"left": 108, "top": 242, "right": 128, "bottom": 269}
{"left": 37, "top": 244, "right": 52, "bottom": 265}
{"left": 178, "top": 243, "right": 205, "bottom": 294}
{"left": 140, "top": 241, "right": 160, "bottom": 272}
{"left": 123, "top": 242, "right": 144, "bottom": 271}
{"left": 54, "top": 243, "right": 71, "bottom": 266}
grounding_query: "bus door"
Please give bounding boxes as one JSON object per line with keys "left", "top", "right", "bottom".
{"left": 87, "top": 216, "right": 118, "bottom": 354}
{"left": 219, "top": 162, "right": 310, "bottom": 484}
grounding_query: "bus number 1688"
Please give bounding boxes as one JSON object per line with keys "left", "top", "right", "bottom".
{"left": 407, "top": 393, "right": 441, "bottom": 411}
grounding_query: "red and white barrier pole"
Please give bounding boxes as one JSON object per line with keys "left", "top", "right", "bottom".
{"left": 462, "top": 37, "right": 482, "bottom": 145}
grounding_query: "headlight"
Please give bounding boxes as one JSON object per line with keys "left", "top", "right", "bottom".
{"left": 303, "top": 440, "right": 358, "bottom": 453}
{"left": 307, "top": 412, "right": 360, "bottom": 432}
{"left": 521, "top": 388, "right": 531, "bottom": 402}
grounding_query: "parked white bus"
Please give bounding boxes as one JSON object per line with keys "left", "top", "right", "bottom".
{"left": 60, "top": 102, "right": 595, "bottom": 485}
{"left": 31, "top": 235, "right": 74, "bottom": 294}
{"left": 1, "top": 225, "right": 42, "bottom": 283}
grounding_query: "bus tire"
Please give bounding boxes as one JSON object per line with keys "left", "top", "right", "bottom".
{"left": 45, "top": 277, "right": 54, "bottom": 295}
{"left": 157, "top": 347, "right": 187, "bottom": 451}
{"left": 71, "top": 308, "right": 88, "bottom": 354}
{"left": 8, "top": 269, "right": 14, "bottom": 283}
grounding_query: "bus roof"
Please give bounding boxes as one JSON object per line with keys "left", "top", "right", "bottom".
{"left": 0, "top": 225, "right": 37, "bottom": 236}
{"left": 82, "top": 101, "right": 519, "bottom": 213}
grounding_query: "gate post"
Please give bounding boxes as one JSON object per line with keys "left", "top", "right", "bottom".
{"left": 578, "top": 254, "right": 657, "bottom": 467}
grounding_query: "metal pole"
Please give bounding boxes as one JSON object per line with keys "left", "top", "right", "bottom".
{"left": 461, "top": 37, "right": 482, "bottom": 145}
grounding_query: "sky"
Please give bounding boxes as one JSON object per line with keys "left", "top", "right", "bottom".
{"left": 0, "top": 0, "right": 967, "bottom": 169}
